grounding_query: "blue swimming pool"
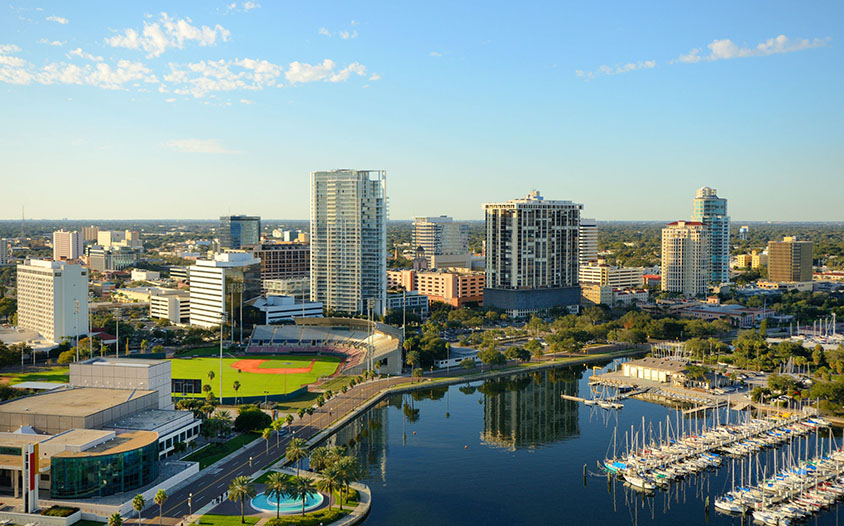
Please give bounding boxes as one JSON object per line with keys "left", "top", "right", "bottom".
{"left": 250, "top": 491, "right": 324, "bottom": 514}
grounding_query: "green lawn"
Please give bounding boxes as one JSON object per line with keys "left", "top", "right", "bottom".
{"left": 170, "top": 355, "right": 342, "bottom": 397}
{"left": 317, "top": 375, "right": 355, "bottom": 392}
{"left": 196, "top": 515, "right": 259, "bottom": 526}
{"left": 1, "top": 367, "right": 70, "bottom": 385}
{"left": 183, "top": 433, "right": 260, "bottom": 469}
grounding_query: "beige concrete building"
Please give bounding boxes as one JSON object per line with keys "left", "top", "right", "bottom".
{"left": 581, "top": 284, "right": 612, "bottom": 305}
{"left": 52, "top": 230, "right": 83, "bottom": 261}
{"left": 149, "top": 288, "right": 190, "bottom": 324}
{"left": 621, "top": 357, "right": 687, "bottom": 384}
{"left": 768, "top": 237, "right": 813, "bottom": 283}
{"left": 661, "top": 221, "right": 709, "bottom": 297}
{"left": 16, "top": 259, "right": 88, "bottom": 343}
{"left": 578, "top": 260, "right": 644, "bottom": 288}
{"left": 416, "top": 268, "right": 485, "bottom": 307}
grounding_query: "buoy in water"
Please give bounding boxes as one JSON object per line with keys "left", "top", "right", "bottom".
{"left": 464, "top": 445, "right": 468, "bottom": 449}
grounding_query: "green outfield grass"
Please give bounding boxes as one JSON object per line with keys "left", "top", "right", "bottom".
{"left": 1, "top": 367, "right": 70, "bottom": 385}
{"left": 170, "top": 354, "right": 342, "bottom": 397}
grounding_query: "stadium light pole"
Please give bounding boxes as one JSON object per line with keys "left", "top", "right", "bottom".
{"left": 74, "top": 299, "right": 79, "bottom": 362}
{"left": 219, "top": 314, "right": 224, "bottom": 402}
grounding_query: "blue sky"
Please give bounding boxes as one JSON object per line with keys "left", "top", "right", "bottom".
{"left": 1, "top": 1, "right": 841, "bottom": 221}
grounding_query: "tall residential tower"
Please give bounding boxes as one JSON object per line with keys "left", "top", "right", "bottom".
{"left": 661, "top": 221, "right": 709, "bottom": 297}
{"left": 768, "top": 237, "right": 813, "bottom": 283}
{"left": 16, "top": 259, "right": 88, "bottom": 343}
{"left": 52, "top": 230, "right": 84, "bottom": 261}
{"left": 483, "top": 191, "right": 582, "bottom": 316}
{"left": 411, "top": 216, "right": 469, "bottom": 266}
{"left": 692, "top": 187, "right": 729, "bottom": 284}
{"left": 310, "top": 169, "right": 387, "bottom": 315}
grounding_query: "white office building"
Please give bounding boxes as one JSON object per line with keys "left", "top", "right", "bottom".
{"left": 150, "top": 289, "right": 191, "bottom": 324}
{"left": 483, "top": 191, "right": 582, "bottom": 316}
{"left": 188, "top": 252, "right": 260, "bottom": 329}
{"left": 578, "top": 217, "right": 598, "bottom": 267}
{"left": 661, "top": 221, "right": 710, "bottom": 297}
{"left": 412, "top": 216, "right": 469, "bottom": 265}
{"left": 692, "top": 187, "right": 730, "bottom": 284}
{"left": 310, "top": 169, "right": 387, "bottom": 315}
{"left": 16, "top": 259, "right": 88, "bottom": 343}
{"left": 52, "top": 230, "right": 84, "bottom": 261}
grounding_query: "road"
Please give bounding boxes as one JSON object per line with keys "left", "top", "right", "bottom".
{"left": 143, "top": 374, "right": 410, "bottom": 524}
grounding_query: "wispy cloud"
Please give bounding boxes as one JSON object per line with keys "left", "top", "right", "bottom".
{"left": 46, "top": 15, "right": 68, "bottom": 24}
{"left": 163, "top": 57, "right": 283, "bottom": 98}
{"left": 165, "top": 138, "right": 241, "bottom": 154}
{"left": 339, "top": 30, "right": 358, "bottom": 40}
{"left": 575, "top": 60, "right": 655, "bottom": 80}
{"left": 285, "top": 59, "right": 366, "bottom": 84}
{"left": 106, "top": 12, "right": 231, "bottom": 58}
{"left": 673, "top": 35, "right": 830, "bottom": 64}
{"left": 318, "top": 27, "right": 331, "bottom": 37}
{"left": 319, "top": 23, "right": 358, "bottom": 39}
{"left": 429, "top": 51, "right": 442, "bottom": 57}
{"left": 239, "top": 98, "right": 252, "bottom": 104}
{"left": 223, "top": 2, "right": 260, "bottom": 14}
{"left": 38, "top": 38, "right": 65, "bottom": 46}
{"left": 369, "top": 73, "right": 381, "bottom": 81}
{"left": 67, "top": 48, "right": 103, "bottom": 62}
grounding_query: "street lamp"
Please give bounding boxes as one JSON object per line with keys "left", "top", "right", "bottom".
{"left": 249, "top": 456, "right": 252, "bottom": 468}
{"left": 188, "top": 493, "right": 192, "bottom": 516}
{"left": 264, "top": 390, "right": 269, "bottom": 406}
{"left": 74, "top": 299, "right": 80, "bottom": 362}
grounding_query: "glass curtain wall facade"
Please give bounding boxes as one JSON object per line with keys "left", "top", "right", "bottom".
{"left": 50, "top": 440, "right": 159, "bottom": 499}
{"left": 219, "top": 216, "right": 261, "bottom": 249}
{"left": 692, "top": 187, "right": 729, "bottom": 284}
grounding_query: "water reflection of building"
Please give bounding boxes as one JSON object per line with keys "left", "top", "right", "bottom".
{"left": 325, "top": 400, "right": 390, "bottom": 483}
{"left": 481, "top": 368, "right": 581, "bottom": 450}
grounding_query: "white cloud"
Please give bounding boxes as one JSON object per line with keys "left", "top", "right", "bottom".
{"left": 163, "top": 57, "right": 282, "bottom": 98}
{"left": 285, "top": 59, "right": 367, "bottom": 84}
{"left": 224, "top": 2, "right": 259, "bottom": 13}
{"left": 67, "top": 47, "right": 103, "bottom": 62}
{"left": 239, "top": 98, "right": 252, "bottom": 104}
{"left": 106, "top": 12, "right": 231, "bottom": 58}
{"left": 38, "top": 38, "right": 65, "bottom": 46}
{"left": 242, "top": 2, "right": 259, "bottom": 11}
{"left": 575, "top": 60, "right": 655, "bottom": 80}
{"left": 339, "top": 30, "right": 358, "bottom": 40}
{"left": 165, "top": 97, "right": 176, "bottom": 102}
{"left": 318, "top": 27, "right": 331, "bottom": 37}
{"left": 369, "top": 73, "right": 380, "bottom": 81}
{"left": 429, "top": 51, "right": 442, "bottom": 57}
{"left": 673, "top": 35, "right": 830, "bottom": 64}
{"left": 165, "top": 138, "right": 240, "bottom": 154}
{"left": 320, "top": 26, "right": 358, "bottom": 39}
{"left": 0, "top": 44, "right": 22, "bottom": 54}
{"left": 46, "top": 15, "right": 68, "bottom": 24}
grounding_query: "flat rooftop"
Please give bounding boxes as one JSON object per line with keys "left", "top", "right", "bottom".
{"left": 0, "top": 387, "right": 156, "bottom": 417}
{"left": 53, "top": 430, "right": 158, "bottom": 458}
{"left": 81, "top": 357, "right": 168, "bottom": 367}
{"left": 103, "top": 409, "right": 191, "bottom": 431}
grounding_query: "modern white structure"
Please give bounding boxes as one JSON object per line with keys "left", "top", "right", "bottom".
{"left": 661, "top": 221, "right": 710, "bottom": 297}
{"left": 412, "top": 216, "right": 469, "bottom": 266}
{"left": 16, "top": 259, "right": 88, "bottom": 343}
{"left": 150, "top": 288, "right": 191, "bottom": 324}
{"left": 578, "top": 217, "right": 598, "bottom": 267}
{"left": 483, "top": 191, "right": 582, "bottom": 316}
{"left": 692, "top": 187, "right": 729, "bottom": 284}
{"left": 310, "top": 169, "right": 387, "bottom": 315}
{"left": 52, "top": 230, "right": 84, "bottom": 261}
{"left": 252, "top": 294, "right": 323, "bottom": 324}
{"left": 264, "top": 277, "right": 310, "bottom": 301}
{"left": 97, "top": 230, "right": 142, "bottom": 249}
{"left": 579, "top": 261, "right": 645, "bottom": 289}
{"left": 188, "top": 252, "right": 260, "bottom": 329}
{"left": 131, "top": 269, "right": 160, "bottom": 281}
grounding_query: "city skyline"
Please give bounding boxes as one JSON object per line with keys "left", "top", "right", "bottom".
{"left": 1, "top": 1, "right": 842, "bottom": 221}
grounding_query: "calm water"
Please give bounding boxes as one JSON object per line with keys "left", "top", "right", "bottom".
{"left": 323, "top": 362, "right": 844, "bottom": 526}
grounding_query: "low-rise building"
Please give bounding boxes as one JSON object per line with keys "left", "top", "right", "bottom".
{"left": 150, "top": 289, "right": 191, "bottom": 324}
{"left": 581, "top": 284, "right": 613, "bottom": 306}
{"left": 251, "top": 294, "right": 323, "bottom": 324}
{"left": 578, "top": 260, "right": 645, "bottom": 289}
{"left": 263, "top": 277, "right": 310, "bottom": 301}
{"left": 415, "top": 268, "right": 484, "bottom": 307}
{"left": 87, "top": 245, "right": 143, "bottom": 271}
{"left": 382, "top": 290, "right": 429, "bottom": 317}
{"left": 131, "top": 269, "right": 160, "bottom": 281}
{"left": 621, "top": 357, "right": 687, "bottom": 384}
{"left": 612, "top": 288, "right": 649, "bottom": 306}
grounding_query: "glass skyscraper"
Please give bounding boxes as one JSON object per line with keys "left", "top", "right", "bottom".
{"left": 692, "top": 187, "right": 729, "bottom": 284}
{"left": 219, "top": 215, "right": 261, "bottom": 249}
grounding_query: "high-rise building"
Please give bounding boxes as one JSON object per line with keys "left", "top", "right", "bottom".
{"left": 483, "top": 191, "right": 582, "bottom": 316}
{"left": 0, "top": 239, "right": 8, "bottom": 266}
{"left": 16, "top": 259, "right": 89, "bottom": 343}
{"left": 188, "top": 252, "right": 261, "bottom": 331}
{"left": 578, "top": 217, "right": 598, "bottom": 269}
{"left": 310, "top": 169, "right": 387, "bottom": 315}
{"left": 246, "top": 242, "right": 309, "bottom": 284}
{"left": 81, "top": 225, "right": 99, "bottom": 242}
{"left": 218, "top": 215, "right": 261, "bottom": 249}
{"left": 52, "top": 230, "right": 84, "bottom": 261}
{"left": 768, "top": 237, "right": 813, "bottom": 283}
{"left": 412, "top": 216, "right": 469, "bottom": 266}
{"left": 661, "top": 221, "right": 710, "bottom": 297}
{"left": 692, "top": 187, "right": 730, "bottom": 284}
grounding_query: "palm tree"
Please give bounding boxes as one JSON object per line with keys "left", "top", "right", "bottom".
{"left": 285, "top": 438, "right": 308, "bottom": 476}
{"left": 316, "top": 464, "right": 341, "bottom": 511}
{"left": 405, "top": 350, "right": 420, "bottom": 378}
{"left": 108, "top": 513, "right": 123, "bottom": 526}
{"left": 228, "top": 475, "right": 257, "bottom": 524}
{"left": 290, "top": 476, "right": 317, "bottom": 517}
{"left": 154, "top": 490, "right": 167, "bottom": 526}
{"left": 233, "top": 380, "right": 241, "bottom": 405}
{"left": 309, "top": 446, "right": 329, "bottom": 472}
{"left": 132, "top": 494, "right": 145, "bottom": 526}
{"left": 263, "top": 472, "right": 291, "bottom": 519}
{"left": 335, "top": 456, "right": 361, "bottom": 508}
{"left": 262, "top": 427, "right": 272, "bottom": 455}
{"left": 285, "top": 413, "right": 294, "bottom": 427}
{"left": 271, "top": 418, "right": 284, "bottom": 448}
{"left": 207, "top": 370, "right": 215, "bottom": 386}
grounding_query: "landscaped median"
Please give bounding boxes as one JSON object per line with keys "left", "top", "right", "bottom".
{"left": 184, "top": 432, "right": 260, "bottom": 469}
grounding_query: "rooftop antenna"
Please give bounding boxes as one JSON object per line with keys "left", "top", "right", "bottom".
{"left": 20, "top": 206, "right": 24, "bottom": 239}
